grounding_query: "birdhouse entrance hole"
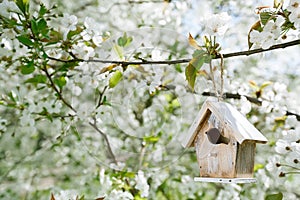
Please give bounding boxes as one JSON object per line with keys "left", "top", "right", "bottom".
{"left": 205, "top": 128, "right": 230, "bottom": 145}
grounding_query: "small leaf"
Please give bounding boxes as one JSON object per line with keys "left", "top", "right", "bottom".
{"left": 273, "top": 0, "right": 284, "bottom": 9}
{"left": 17, "top": 35, "right": 34, "bottom": 47}
{"left": 25, "top": 74, "right": 47, "bottom": 85}
{"left": 254, "top": 163, "right": 264, "bottom": 172}
{"left": 249, "top": 80, "right": 259, "bottom": 90}
{"left": 39, "top": 4, "right": 48, "bottom": 16}
{"left": 109, "top": 70, "right": 123, "bottom": 88}
{"left": 21, "top": 62, "right": 35, "bottom": 74}
{"left": 260, "top": 12, "right": 273, "bottom": 25}
{"left": 117, "top": 32, "right": 133, "bottom": 47}
{"left": 190, "top": 55, "right": 205, "bottom": 70}
{"left": 185, "top": 63, "right": 197, "bottom": 90}
{"left": 260, "top": 81, "right": 272, "bottom": 90}
{"left": 37, "top": 18, "right": 47, "bottom": 32}
{"left": 54, "top": 76, "right": 67, "bottom": 89}
{"left": 113, "top": 45, "right": 124, "bottom": 60}
{"left": 15, "top": 0, "right": 29, "bottom": 15}
{"left": 100, "top": 64, "right": 118, "bottom": 74}
{"left": 188, "top": 33, "right": 202, "bottom": 50}
{"left": 31, "top": 19, "right": 39, "bottom": 36}
{"left": 265, "top": 192, "right": 283, "bottom": 200}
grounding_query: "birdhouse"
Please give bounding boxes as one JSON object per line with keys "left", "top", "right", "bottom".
{"left": 181, "top": 98, "right": 268, "bottom": 183}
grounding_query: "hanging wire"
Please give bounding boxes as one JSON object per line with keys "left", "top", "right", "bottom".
{"left": 219, "top": 53, "right": 224, "bottom": 101}
{"left": 209, "top": 54, "right": 225, "bottom": 102}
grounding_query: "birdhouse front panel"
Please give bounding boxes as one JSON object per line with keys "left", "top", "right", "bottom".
{"left": 194, "top": 112, "right": 238, "bottom": 178}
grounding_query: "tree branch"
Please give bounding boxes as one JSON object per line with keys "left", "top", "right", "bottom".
{"left": 89, "top": 118, "right": 117, "bottom": 164}
{"left": 42, "top": 67, "right": 76, "bottom": 112}
{"left": 202, "top": 92, "right": 262, "bottom": 105}
{"left": 47, "top": 39, "right": 300, "bottom": 65}
{"left": 220, "top": 39, "right": 300, "bottom": 59}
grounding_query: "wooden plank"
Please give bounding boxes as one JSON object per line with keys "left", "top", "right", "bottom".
{"left": 180, "top": 103, "right": 211, "bottom": 147}
{"left": 194, "top": 177, "right": 257, "bottom": 184}
{"left": 235, "top": 142, "right": 255, "bottom": 178}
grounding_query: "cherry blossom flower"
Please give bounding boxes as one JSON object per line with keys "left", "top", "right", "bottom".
{"left": 0, "top": 0, "right": 18, "bottom": 19}
{"left": 61, "top": 14, "right": 78, "bottom": 40}
{"left": 134, "top": 170, "right": 150, "bottom": 198}
{"left": 106, "top": 190, "right": 133, "bottom": 200}
{"left": 71, "top": 43, "right": 95, "bottom": 60}
{"left": 287, "top": 0, "right": 300, "bottom": 28}
{"left": 202, "top": 12, "right": 231, "bottom": 36}
{"left": 81, "top": 17, "right": 104, "bottom": 46}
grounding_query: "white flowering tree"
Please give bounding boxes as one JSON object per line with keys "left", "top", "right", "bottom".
{"left": 0, "top": 0, "right": 300, "bottom": 199}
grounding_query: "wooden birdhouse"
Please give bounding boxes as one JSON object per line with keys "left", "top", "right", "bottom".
{"left": 181, "top": 98, "right": 268, "bottom": 183}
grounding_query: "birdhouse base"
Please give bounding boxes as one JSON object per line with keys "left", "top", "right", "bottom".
{"left": 194, "top": 177, "right": 256, "bottom": 184}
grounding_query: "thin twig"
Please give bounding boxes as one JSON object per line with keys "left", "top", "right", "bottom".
{"left": 202, "top": 91, "right": 262, "bottom": 105}
{"left": 96, "top": 86, "right": 108, "bottom": 109}
{"left": 89, "top": 118, "right": 117, "bottom": 164}
{"left": 286, "top": 111, "right": 300, "bottom": 121}
{"left": 209, "top": 60, "right": 218, "bottom": 99}
{"left": 47, "top": 39, "right": 300, "bottom": 65}
{"left": 42, "top": 67, "right": 76, "bottom": 112}
{"left": 219, "top": 54, "right": 224, "bottom": 101}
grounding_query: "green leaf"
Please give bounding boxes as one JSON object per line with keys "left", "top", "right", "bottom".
{"left": 144, "top": 135, "right": 160, "bottom": 143}
{"left": 109, "top": 70, "right": 123, "bottom": 88}
{"left": 260, "top": 12, "right": 273, "bottom": 26}
{"left": 38, "top": 18, "right": 47, "bottom": 31}
{"left": 117, "top": 32, "right": 133, "bottom": 47}
{"left": 15, "top": 0, "right": 29, "bottom": 15}
{"left": 113, "top": 45, "right": 124, "bottom": 60}
{"left": 25, "top": 74, "right": 47, "bottom": 85}
{"left": 17, "top": 35, "right": 34, "bottom": 47}
{"left": 39, "top": 4, "right": 48, "bottom": 16}
{"left": 31, "top": 19, "right": 38, "bottom": 36}
{"left": 254, "top": 163, "right": 264, "bottom": 172}
{"left": 185, "top": 63, "right": 197, "bottom": 90}
{"left": 190, "top": 54, "right": 206, "bottom": 70}
{"left": 265, "top": 192, "right": 283, "bottom": 200}
{"left": 21, "top": 62, "right": 35, "bottom": 74}
{"left": 54, "top": 76, "right": 67, "bottom": 89}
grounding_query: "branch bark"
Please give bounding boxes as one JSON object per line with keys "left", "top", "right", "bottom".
{"left": 47, "top": 39, "right": 300, "bottom": 65}
{"left": 89, "top": 118, "right": 117, "bottom": 164}
{"left": 42, "top": 67, "right": 76, "bottom": 112}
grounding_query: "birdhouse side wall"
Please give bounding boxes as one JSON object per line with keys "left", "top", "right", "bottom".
{"left": 235, "top": 141, "right": 256, "bottom": 178}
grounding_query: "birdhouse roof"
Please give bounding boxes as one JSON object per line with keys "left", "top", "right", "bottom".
{"left": 181, "top": 98, "right": 268, "bottom": 148}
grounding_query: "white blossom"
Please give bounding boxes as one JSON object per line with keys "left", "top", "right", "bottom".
{"left": 61, "top": 14, "right": 78, "bottom": 40}
{"left": 275, "top": 139, "right": 292, "bottom": 154}
{"left": 106, "top": 189, "right": 133, "bottom": 200}
{"left": 250, "top": 16, "right": 285, "bottom": 49}
{"left": 81, "top": 17, "right": 104, "bottom": 46}
{"left": 202, "top": 12, "right": 231, "bottom": 36}
{"left": 135, "top": 170, "right": 150, "bottom": 198}
{"left": 288, "top": 8, "right": 300, "bottom": 29}
{"left": 72, "top": 43, "right": 95, "bottom": 60}
{"left": 0, "top": 0, "right": 18, "bottom": 18}
{"left": 52, "top": 190, "right": 78, "bottom": 200}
